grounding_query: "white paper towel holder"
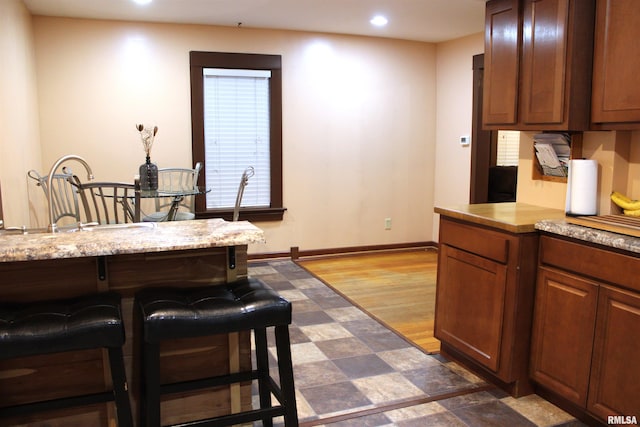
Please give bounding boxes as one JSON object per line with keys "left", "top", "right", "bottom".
{"left": 565, "top": 159, "right": 598, "bottom": 216}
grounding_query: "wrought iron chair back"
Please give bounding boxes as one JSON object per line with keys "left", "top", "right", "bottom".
{"left": 142, "top": 162, "right": 202, "bottom": 222}
{"left": 28, "top": 169, "right": 81, "bottom": 225}
{"left": 70, "top": 177, "right": 140, "bottom": 224}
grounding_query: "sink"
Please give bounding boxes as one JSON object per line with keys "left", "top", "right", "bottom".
{"left": 0, "top": 222, "right": 157, "bottom": 236}
{"left": 0, "top": 225, "right": 38, "bottom": 236}
{"left": 61, "top": 222, "right": 158, "bottom": 232}
{"left": 92, "top": 222, "right": 157, "bottom": 231}
{"left": 0, "top": 228, "right": 28, "bottom": 236}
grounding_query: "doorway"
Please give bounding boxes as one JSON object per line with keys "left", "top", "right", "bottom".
{"left": 469, "top": 54, "right": 518, "bottom": 204}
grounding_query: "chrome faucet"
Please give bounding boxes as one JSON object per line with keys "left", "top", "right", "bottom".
{"left": 46, "top": 155, "right": 94, "bottom": 233}
{"left": 233, "top": 166, "right": 255, "bottom": 222}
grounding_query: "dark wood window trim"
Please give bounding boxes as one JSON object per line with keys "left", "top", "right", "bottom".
{"left": 189, "top": 51, "right": 285, "bottom": 222}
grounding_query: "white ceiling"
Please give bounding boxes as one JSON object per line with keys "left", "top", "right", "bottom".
{"left": 22, "top": 0, "right": 486, "bottom": 43}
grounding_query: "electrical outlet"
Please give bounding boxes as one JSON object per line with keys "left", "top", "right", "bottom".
{"left": 384, "top": 218, "right": 392, "bottom": 230}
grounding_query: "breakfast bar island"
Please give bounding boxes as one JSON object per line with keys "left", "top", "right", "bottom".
{"left": 0, "top": 219, "right": 265, "bottom": 426}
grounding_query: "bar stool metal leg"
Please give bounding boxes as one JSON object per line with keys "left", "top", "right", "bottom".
{"left": 275, "top": 325, "right": 298, "bottom": 427}
{"left": 108, "top": 347, "right": 134, "bottom": 427}
{"left": 141, "top": 341, "right": 162, "bottom": 427}
{"left": 255, "top": 328, "right": 274, "bottom": 427}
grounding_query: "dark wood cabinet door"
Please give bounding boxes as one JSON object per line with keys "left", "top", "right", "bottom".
{"left": 530, "top": 266, "right": 598, "bottom": 406}
{"left": 483, "top": 0, "right": 521, "bottom": 127}
{"left": 520, "top": 0, "right": 594, "bottom": 129}
{"left": 588, "top": 285, "right": 640, "bottom": 419}
{"left": 592, "top": 0, "right": 640, "bottom": 125}
{"left": 484, "top": 0, "right": 594, "bottom": 130}
{"left": 520, "top": 0, "right": 569, "bottom": 125}
{"left": 435, "top": 244, "right": 507, "bottom": 372}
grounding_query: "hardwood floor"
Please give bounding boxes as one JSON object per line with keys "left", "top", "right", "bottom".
{"left": 297, "top": 248, "right": 440, "bottom": 354}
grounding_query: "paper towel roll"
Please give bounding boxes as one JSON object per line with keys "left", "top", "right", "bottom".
{"left": 565, "top": 159, "right": 598, "bottom": 216}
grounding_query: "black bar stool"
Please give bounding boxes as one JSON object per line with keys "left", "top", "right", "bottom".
{"left": 135, "top": 277, "right": 299, "bottom": 427}
{"left": 0, "top": 291, "right": 133, "bottom": 426}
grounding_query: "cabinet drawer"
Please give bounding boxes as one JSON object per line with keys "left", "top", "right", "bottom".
{"left": 439, "top": 218, "right": 509, "bottom": 264}
{"left": 539, "top": 236, "right": 640, "bottom": 293}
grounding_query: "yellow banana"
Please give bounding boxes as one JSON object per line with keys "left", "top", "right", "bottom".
{"left": 612, "top": 191, "right": 633, "bottom": 203}
{"left": 623, "top": 208, "right": 640, "bottom": 217}
{"left": 611, "top": 191, "right": 640, "bottom": 211}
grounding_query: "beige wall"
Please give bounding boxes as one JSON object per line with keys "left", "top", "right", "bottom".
{"left": 432, "top": 33, "right": 484, "bottom": 238}
{"left": 0, "top": 0, "right": 43, "bottom": 226}
{"left": 516, "top": 132, "right": 567, "bottom": 208}
{"left": 4, "top": 11, "right": 461, "bottom": 254}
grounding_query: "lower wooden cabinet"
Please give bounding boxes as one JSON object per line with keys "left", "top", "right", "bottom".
{"left": 435, "top": 217, "right": 539, "bottom": 397}
{"left": 531, "top": 235, "right": 640, "bottom": 423}
{"left": 588, "top": 285, "right": 640, "bottom": 420}
{"left": 436, "top": 244, "right": 507, "bottom": 372}
{"left": 530, "top": 266, "right": 598, "bottom": 406}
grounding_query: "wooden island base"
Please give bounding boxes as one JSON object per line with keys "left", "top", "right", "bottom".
{"left": 0, "top": 220, "right": 264, "bottom": 426}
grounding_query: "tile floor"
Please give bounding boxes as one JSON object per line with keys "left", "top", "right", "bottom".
{"left": 249, "top": 259, "right": 587, "bottom": 427}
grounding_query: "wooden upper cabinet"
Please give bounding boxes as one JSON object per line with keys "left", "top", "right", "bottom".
{"left": 591, "top": 0, "right": 640, "bottom": 128}
{"left": 483, "top": 0, "right": 521, "bottom": 127}
{"left": 483, "top": 0, "right": 595, "bottom": 131}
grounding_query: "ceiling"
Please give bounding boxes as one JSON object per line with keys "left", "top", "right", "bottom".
{"left": 22, "top": 0, "right": 486, "bottom": 43}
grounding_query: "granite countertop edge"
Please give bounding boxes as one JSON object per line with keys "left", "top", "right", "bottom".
{"left": 535, "top": 219, "right": 640, "bottom": 254}
{"left": 436, "top": 203, "right": 640, "bottom": 253}
{"left": 0, "top": 218, "right": 266, "bottom": 262}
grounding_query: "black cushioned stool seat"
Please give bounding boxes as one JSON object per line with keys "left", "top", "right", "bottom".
{"left": 135, "top": 277, "right": 299, "bottom": 427}
{"left": 0, "top": 291, "right": 133, "bottom": 426}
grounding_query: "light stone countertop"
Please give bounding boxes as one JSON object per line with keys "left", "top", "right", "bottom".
{"left": 535, "top": 219, "right": 640, "bottom": 254}
{"left": 0, "top": 219, "right": 265, "bottom": 262}
{"left": 435, "top": 202, "right": 567, "bottom": 233}
{"left": 434, "top": 202, "right": 640, "bottom": 253}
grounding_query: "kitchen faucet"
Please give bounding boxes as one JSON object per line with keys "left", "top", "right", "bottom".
{"left": 46, "top": 155, "right": 94, "bottom": 233}
{"left": 233, "top": 166, "right": 254, "bottom": 222}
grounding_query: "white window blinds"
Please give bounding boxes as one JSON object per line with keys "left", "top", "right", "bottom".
{"left": 496, "top": 130, "right": 520, "bottom": 167}
{"left": 203, "top": 68, "right": 271, "bottom": 209}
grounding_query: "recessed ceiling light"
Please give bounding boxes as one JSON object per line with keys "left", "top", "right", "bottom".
{"left": 370, "top": 15, "right": 388, "bottom": 27}
{"left": 132, "top": 0, "right": 153, "bottom": 5}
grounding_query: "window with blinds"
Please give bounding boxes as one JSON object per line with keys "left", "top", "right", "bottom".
{"left": 496, "top": 130, "right": 520, "bottom": 167}
{"left": 202, "top": 68, "right": 271, "bottom": 209}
